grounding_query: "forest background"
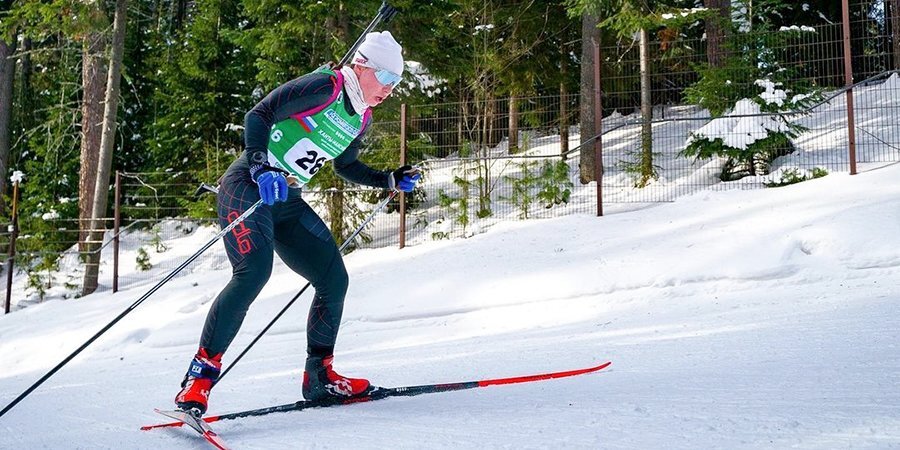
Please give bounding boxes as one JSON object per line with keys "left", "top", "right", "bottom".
{"left": 0, "top": 0, "right": 896, "bottom": 298}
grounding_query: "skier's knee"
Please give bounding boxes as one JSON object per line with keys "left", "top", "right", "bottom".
{"left": 315, "top": 264, "right": 348, "bottom": 302}
{"left": 232, "top": 253, "right": 273, "bottom": 295}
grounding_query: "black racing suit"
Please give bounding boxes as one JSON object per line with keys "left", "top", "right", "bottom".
{"left": 199, "top": 71, "right": 390, "bottom": 359}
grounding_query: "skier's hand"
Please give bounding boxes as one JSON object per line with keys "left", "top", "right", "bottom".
{"left": 254, "top": 170, "right": 288, "bottom": 205}
{"left": 389, "top": 165, "right": 421, "bottom": 193}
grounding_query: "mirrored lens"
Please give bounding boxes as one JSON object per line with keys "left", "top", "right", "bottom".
{"left": 374, "top": 69, "right": 402, "bottom": 87}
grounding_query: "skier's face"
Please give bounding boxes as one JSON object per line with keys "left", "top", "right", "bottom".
{"left": 356, "top": 65, "right": 397, "bottom": 107}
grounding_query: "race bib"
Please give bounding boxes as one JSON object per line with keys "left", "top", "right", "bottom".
{"left": 268, "top": 137, "right": 334, "bottom": 184}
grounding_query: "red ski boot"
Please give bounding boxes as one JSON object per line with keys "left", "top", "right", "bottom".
{"left": 174, "top": 348, "right": 222, "bottom": 415}
{"left": 302, "top": 355, "right": 371, "bottom": 401}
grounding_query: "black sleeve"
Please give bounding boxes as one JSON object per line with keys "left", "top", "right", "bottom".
{"left": 333, "top": 133, "right": 391, "bottom": 189}
{"left": 243, "top": 72, "right": 336, "bottom": 173}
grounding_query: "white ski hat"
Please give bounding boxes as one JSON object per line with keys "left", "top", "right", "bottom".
{"left": 353, "top": 31, "right": 404, "bottom": 76}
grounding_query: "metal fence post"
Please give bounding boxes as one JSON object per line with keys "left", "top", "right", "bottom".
{"left": 593, "top": 40, "right": 604, "bottom": 217}
{"left": 841, "top": 0, "right": 858, "bottom": 175}
{"left": 113, "top": 171, "right": 121, "bottom": 293}
{"left": 5, "top": 180, "right": 19, "bottom": 314}
{"left": 399, "top": 103, "right": 408, "bottom": 249}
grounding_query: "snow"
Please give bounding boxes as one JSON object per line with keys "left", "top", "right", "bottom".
{"left": 403, "top": 61, "right": 445, "bottom": 98}
{"left": 1, "top": 61, "right": 898, "bottom": 449}
{"left": 689, "top": 77, "right": 812, "bottom": 151}
{"left": 473, "top": 24, "right": 495, "bottom": 34}
{"left": 778, "top": 25, "right": 816, "bottom": 33}
{"left": 40, "top": 210, "right": 60, "bottom": 221}
{"left": 755, "top": 79, "right": 788, "bottom": 106}
{"left": 661, "top": 8, "right": 708, "bottom": 21}
{"left": 689, "top": 98, "right": 789, "bottom": 150}
{"left": 2, "top": 150, "right": 900, "bottom": 447}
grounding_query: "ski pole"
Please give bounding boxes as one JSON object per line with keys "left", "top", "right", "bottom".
{"left": 217, "top": 190, "right": 398, "bottom": 382}
{"left": 338, "top": 1, "right": 400, "bottom": 67}
{"left": 0, "top": 199, "right": 264, "bottom": 419}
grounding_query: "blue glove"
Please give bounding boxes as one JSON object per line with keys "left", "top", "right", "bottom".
{"left": 254, "top": 170, "right": 288, "bottom": 205}
{"left": 390, "top": 165, "right": 421, "bottom": 193}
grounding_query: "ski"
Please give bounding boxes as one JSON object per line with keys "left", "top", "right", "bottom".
{"left": 153, "top": 408, "right": 231, "bottom": 450}
{"left": 142, "top": 361, "right": 611, "bottom": 432}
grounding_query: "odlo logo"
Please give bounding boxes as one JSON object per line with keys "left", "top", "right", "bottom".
{"left": 228, "top": 211, "right": 253, "bottom": 255}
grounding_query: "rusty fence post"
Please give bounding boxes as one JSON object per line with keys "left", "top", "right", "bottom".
{"left": 593, "top": 40, "right": 604, "bottom": 217}
{"left": 841, "top": 0, "right": 858, "bottom": 175}
{"left": 5, "top": 180, "right": 19, "bottom": 314}
{"left": 399, "top": 103, "right": 408, "bottom": 249}
{"left": 113, "top": 171, "right": 121, "bottom": 293}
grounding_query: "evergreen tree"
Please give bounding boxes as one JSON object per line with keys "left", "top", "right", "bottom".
{"left": 568, "top": 0, "right": 697, "bottom": 188}
{"left": 148, "top": 0, "right": 253, "bottom": 177}
{"left": 682, "top": 0, "right": 824, "bottom": 180}
{"left": 83, "top": 0, "right": 129, "bottom": 296}
{"left": 1, "top": 2, "right": 83, "bottom": 272}
{"left": 0, "top": 0, "right": 16, "bottom": 214}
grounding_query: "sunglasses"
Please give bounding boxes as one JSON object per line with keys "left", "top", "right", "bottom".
{"left": 373, "top": 67, "right": 402, "bottom": 87}
{"left": 357, "top": 51, "right": 402, "bottom": 87}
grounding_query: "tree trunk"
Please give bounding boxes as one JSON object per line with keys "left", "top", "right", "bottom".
{"left": 638, "top": 27, "right": 655, "bottom": 188}
{"left": 170, "top": 0, "right": 188, "bottom": 33}
{"left": 891, "top": 0, "right": 900, "bottom": 71}
{"left": 0, "top": 26, "right": 17, "bottom": 214}
{"left": 328, "top": 178, "right": 346, "bottom": 242}
{"left": 78, "top": 31, "right": 107, "bottom": 256}
{"left": 83, "top": 0, "right": 128, "bottom": 296}
{"left": 560, "top": 42, "right": 569, "bottom": 159}
{"left": 20, "top": 36, "right": 32, "bottom": 122}
{"left": 479, "top": 94, "right": 494, "bottom": 216}
{"left": 324, "top": 4, "right": 349, "bottom": 243}
{"left": 508, "top": 95, "right": 518, "bottom": 154}
{"left": 325, "top": 2, "right": 350, "bottom": 65}
{"left": 704, "top": 0, "right": 731, "bottom": 68}
{"left": 579, "top": 12, "right": 600, "bottom": 184}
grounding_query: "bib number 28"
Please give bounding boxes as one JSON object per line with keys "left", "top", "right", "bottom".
{"left": 296, "top": 150, "right": 326, "bottom": 176}
{"left": 279, "top": 138, "right": 335, "bottom": 180}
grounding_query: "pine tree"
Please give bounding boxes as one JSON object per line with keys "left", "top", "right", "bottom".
{"left": 567, "top": 0, "right": 676, "bottom": 187}
{"left": 682, "top": 0, "right": 823, "bottom": 180}
{"left": 1, "top": 2, "right": 83, "bottom": 281}
{"left": 0, "top": 0, "right": 16, "bottom": 214}
{"left": 83, "top": 0, "right": 129, "bottom": 296}
{"left": 148, "top": 0, "right": 253, "bottom": 177}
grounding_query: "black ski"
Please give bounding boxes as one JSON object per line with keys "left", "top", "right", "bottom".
{"left": 142, "top": 361, "right": 611, "bottom": 432}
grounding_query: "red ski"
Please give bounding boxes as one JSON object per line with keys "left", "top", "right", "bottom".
{"left": 142, "top": 361, "right": 611, "bottom": 433}
{"left": 152, "top": 408, "right": 230, "bottom": 450}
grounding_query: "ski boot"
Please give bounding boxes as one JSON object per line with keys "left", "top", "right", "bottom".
{"left": 302, "top": 355, "right": 371, "bottom": 401}
{"left": 175, "top": 348, "right": 222, "bottom": 415}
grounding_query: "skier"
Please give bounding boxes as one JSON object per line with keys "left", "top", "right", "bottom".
{"left": 174, "top": 31, "right": 420, "bottom": 415}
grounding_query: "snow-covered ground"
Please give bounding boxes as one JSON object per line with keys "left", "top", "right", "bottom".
{"left": 1, "top": 154, "right": 899, "bottom": 448}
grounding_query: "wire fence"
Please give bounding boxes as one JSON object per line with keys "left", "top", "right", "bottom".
{"left": 3, "top": 0, "right": 900, "bottom": 310}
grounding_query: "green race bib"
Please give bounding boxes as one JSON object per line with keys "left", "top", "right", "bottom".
{"left": 266, "top": 69, "right": 370, "bottom": 185}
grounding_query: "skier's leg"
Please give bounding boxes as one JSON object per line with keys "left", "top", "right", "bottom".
{"left": 200, "top": 175, "right": 275, "bottom": 355}
{"left": 198, "top": 240, "right": 274, "bottom": 354}
{"left": 176, "top": 169, "right": 274, "bottom": 414}
{"left": 272, "top": 194, "right": 348, "bottom": 357}
{"left": 271, "top": 194, "right": 369, "bottom": 400}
